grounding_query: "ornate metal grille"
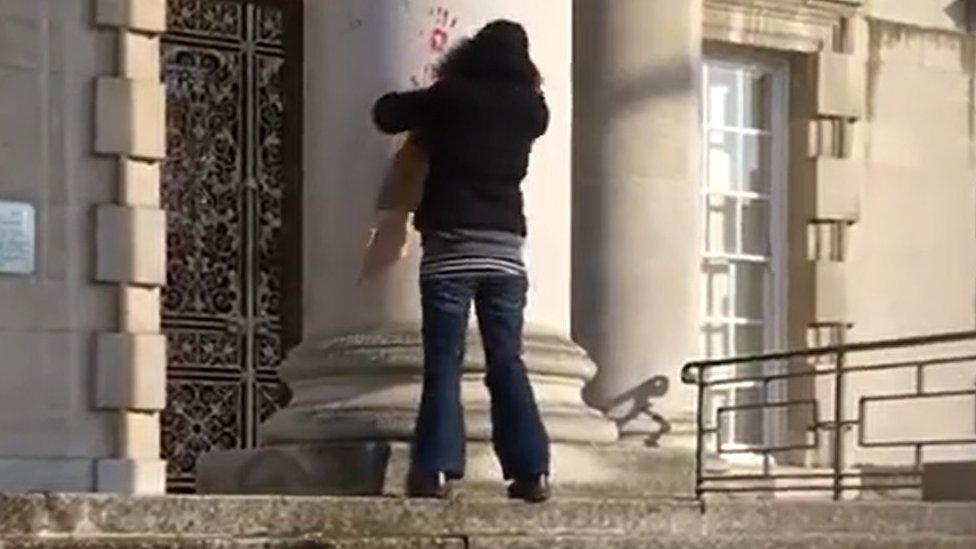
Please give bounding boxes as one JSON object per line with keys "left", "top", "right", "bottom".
{"left": 161, "top": 0, "right": 299, "bottom": 492}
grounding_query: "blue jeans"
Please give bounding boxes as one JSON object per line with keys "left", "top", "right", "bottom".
{"left": 413, "top": 275, "right": 550, "bottom": 480}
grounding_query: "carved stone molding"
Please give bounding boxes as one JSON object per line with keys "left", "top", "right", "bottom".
{"left": 705, "top": 0, "right": 862, "bottom": 53}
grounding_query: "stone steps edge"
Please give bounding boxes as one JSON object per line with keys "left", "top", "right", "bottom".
{"left": 1, "top": 495, "right": 975, "bottom": 538}
{"left": 2, "top": 534, "right": 976, "bottom": 549}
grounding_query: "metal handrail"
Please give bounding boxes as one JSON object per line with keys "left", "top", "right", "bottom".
{"left": 681, "top": 328, "right": 976, "bottom": 500}
{"left": 683, "top": 329, "right": 976, "bottom": 379}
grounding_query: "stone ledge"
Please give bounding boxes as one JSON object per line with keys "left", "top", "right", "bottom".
{"left": 1, "top": 495, "right": 974, "bottom": 543}
{"left": 196, "top": 442, "right": 695, "bottom": 500}
{"left": 3, "top": 535, "right": 976, "bottom": 549}
{"left": 701, "top": 500, "right": 976, "bottom": 536}
{"left": 470, "top": 535, "right": 976, "bottom": 549}
{"left": 0, "top": 538, "right": 464, "bottom": 549}
{"left": 0, "top": 495, "right": 700, "bottom": 539}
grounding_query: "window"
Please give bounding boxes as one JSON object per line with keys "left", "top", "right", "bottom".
{"left": 701, "top": 55, "right": 789, "bottom": 459}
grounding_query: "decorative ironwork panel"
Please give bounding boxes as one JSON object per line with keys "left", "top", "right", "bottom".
{"left": 162, "top": 380, "right": 243, "bottom": 484}
{"left": 166, "top": 330, "right": 242, "bottom": 372}
{"left": 257, "top": 382, "right": 288, "bottom": 424}
{"left": 256, "top": 6, "right": 285, "bottom": 45}
{"left": 162, "top": 44, "right": 244, "bottom": 320}
{"left": 168, "top": 0, "right": 243, "bottom": 40}
{"left": 162, "top": 0, "right": 295, "bottom": 492}
{"left": 256, "top": 331, "right": 282, "bottom": 373}
{"left": 255, "top": 54, "right": 285, "bottom": 324}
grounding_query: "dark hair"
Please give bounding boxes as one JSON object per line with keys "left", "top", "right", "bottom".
{"left": 435, "top": 20, "right": 541, "bottom": 90}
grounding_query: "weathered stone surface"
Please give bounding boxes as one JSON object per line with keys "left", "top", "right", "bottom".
{"left": 467, "top": 535, "right": 976, "bottom": 549}
{"left": 197, "top": 441, "right": 695, "bottom": 499}
{"left": 0, "top": 495, "right": 698, "bottom": 538}
{"left": 702, "top": 500, "right": 976, "bottom": 536}
{"left": 6, "top": 534, "right": 976, "bottom": 548}
{"left": 2, "top": 496, "right": 976, "bottom": 547}
{"left": 0, "top": 537, "right": 465, "bottom": 548}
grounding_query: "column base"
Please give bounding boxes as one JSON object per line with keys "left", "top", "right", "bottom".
{"left": 263, "top": 328, "right": 618, "bottom": 445}
{"left": 197, "top": 441, "right": 694, "bottom": 499}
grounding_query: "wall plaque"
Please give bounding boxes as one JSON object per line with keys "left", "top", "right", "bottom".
{"left": 0, "top": 201, "right": 35, "bottom": 275}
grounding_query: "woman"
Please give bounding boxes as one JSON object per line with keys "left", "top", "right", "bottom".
{"left": 372, "top": 20, "right": 551, "bottom": 502}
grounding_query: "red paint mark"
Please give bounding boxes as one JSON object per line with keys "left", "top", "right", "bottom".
{"left": 429, "top": 28, "right": 449, "bottom": 52}
{"left": 411, "top": 7, "right": 460, "bottom": 87}
{"left": 426, "top": 7, "right": 457, "bottom": 53}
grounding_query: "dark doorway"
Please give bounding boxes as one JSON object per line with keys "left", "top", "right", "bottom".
{"left": 159, "top": 0, "right": 303, "bottom": 493}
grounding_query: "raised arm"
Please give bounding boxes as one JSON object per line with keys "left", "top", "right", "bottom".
{"left": 372, "top": 86, "right": 438, "bottom": 135}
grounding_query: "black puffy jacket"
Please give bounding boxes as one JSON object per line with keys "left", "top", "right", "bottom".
{"left": 373, "top": 78, "right": 549, "bottom": 236}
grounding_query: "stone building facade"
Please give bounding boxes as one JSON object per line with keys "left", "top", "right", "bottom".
{"left": 0, "top": 0, "right": 973, "bottom": 495}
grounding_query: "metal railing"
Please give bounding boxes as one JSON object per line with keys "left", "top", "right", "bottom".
{"left": 682, "top": 330, "right": 976, "bottom": 500}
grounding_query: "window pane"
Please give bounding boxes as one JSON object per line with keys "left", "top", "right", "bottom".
{"left": 734, "top": 325, "right": 764, "bottom": 355}
{"left": 740, "top": 200, "right": 770, "bottom": 256}
{"left": 743, "top": 72, "right": 771, "bottom": 130}
{"left": 706, "top": 195, "right": 735, "bottom": 253}
{"left": 734, "top": 262, "right": 767, "bottom": 320}
{"left": 704, "top": 262, "right": 731, "bottom": 318}
{"left": 706, "top": 130, "right": 736, "bottom": 191}
{"left": 728, "top": 385, "right": 765, "bottom": 447}
{"left": 741, "top": 135, "right": 770, "bottom": 194}
{"left": 707, "top": 66, "right": 738, "bottom": 127}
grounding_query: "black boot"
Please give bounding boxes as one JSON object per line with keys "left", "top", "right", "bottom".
{"left": 406, "top": 470, "right": 450, "bottom": 499}
{"left": 507, "top": 474, "right": 551, "bottom": 503}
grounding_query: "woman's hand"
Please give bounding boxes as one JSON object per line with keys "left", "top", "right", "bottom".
{"left": 358, "top": 210, "right": 411, "bottom": 285}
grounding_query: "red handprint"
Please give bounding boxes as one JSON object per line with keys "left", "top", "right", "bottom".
{"left": 427, "top": 7, "right": 457, "bottom": 54}
{"left": 411, "top": 7, "right": 459, "bottom": 87}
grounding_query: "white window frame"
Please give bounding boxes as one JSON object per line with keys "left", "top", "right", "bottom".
{"left": 700, "top": 51, "right": 791, "bottom": 465}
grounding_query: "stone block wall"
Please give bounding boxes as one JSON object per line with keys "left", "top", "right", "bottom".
{"left": 0, "top": 0, "right": 166, "bottom": 493}
{"left": 841, "top": 14, "right": 976, "bottom": 467}
{"left": 704, "top": 0, "right": 976, "bottom": 471}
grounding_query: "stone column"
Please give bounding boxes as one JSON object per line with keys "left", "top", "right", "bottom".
{"left": 200, "top": 0, "right": 622, "bottom": 497}
{"left": 572, "top": 0, "right": 703, "bottom": 446}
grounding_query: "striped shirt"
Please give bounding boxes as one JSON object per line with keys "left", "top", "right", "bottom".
{"left": 420, "top": 228, "right": 526, "bottom": 280}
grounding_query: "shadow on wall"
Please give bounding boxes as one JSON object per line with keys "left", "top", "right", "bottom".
{"left": 598, "top": 375, "right": 671, "bottom": 446}
{"left": 610, "top": 63, "right": 696, "bottom": 117}
{"left": 945, "top": 0, "right": 975, "bottom": 32}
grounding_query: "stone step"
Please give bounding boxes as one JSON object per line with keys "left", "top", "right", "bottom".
{"left": 475, "top": 535, "right": 976, "bottom": 549}
{"left": 1, "top": 495, "right": 974, "bottom": 541}
{"left": 198, "top": 442, "right": 695, "bottom": 499}
{"left": 3, "top": 535, "right": 976, "bottom": 548}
